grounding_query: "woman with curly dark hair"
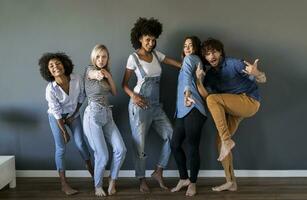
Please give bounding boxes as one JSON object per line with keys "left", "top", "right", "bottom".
{"left": 122, "top": 17, "right": 181, "bottom": 192}
{"left": 39, "top": 52, "right": 93, "bottom": 195}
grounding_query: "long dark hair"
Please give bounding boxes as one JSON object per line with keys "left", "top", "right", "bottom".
{"left": 181, "top": 36, "right": 201, "bottom": 59}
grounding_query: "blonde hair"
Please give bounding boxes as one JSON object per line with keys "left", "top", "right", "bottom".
{"left": 90, "top": 44, "right": 110, "bottom": 72}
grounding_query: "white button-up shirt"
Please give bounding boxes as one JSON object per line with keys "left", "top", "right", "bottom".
{"left": 45, "top": 73, "right": 85, "bottom": 119}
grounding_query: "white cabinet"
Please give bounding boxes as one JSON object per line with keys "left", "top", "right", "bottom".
{"left": 0, "top": 156, "right": 16, "bottom": 189}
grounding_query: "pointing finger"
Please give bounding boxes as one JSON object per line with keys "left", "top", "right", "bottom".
{"left": 254, "top": 59, "right": 259, "bottom": 66}
{"left": 244, "top": 60, "right": 251, "bottom": 66}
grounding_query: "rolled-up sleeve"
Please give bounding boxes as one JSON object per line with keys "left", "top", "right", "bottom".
{"left": 46, "top": 85, "right": 62, "bottom": 119}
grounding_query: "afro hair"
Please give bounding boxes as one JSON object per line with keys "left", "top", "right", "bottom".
{"left": 39, "top": 52, "right": 74, "bottom": 82}
{"left": 130, "top": 17, "right": 163, "bottom": 50}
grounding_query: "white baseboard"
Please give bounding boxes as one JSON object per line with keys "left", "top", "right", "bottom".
{"left": 16, "top": 170, "right": 307, "bottom": 178}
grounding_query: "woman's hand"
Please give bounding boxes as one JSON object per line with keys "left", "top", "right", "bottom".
{"left": 62, "top": 130, "right": 70, "bottom": 144}
{"left": 132, "top": 93, "right": 148, "bottom": 109}
{"left": 64, "top": 116, "right": 75, "bottom": 125}
{"left": 100, "top": 69, "right": 111, "bottom": 79}
{"left": 184, "top": 90, "right": 195, "bottom": 107}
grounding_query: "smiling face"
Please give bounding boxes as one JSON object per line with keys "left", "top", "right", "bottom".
{"left": 139, "top": 35, "right": 156, "bottom": 52}
{"left": 183, "top": 38, "right": 195, "bottom": 56}
{"left": 204, "top": 49, "right": 222, "bottom": 68}
{"left": 48, "top": 59, "right": 65, "bottom": 77}
{"left": 95, "top": 49, "right": 109, "bottom": 69}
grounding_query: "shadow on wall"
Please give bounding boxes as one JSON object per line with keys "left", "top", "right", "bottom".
{"left": 0, "top": 107, "right": 40, "bottom": 128}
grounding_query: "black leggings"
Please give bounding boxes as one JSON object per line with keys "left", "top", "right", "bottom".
{"left": 171, "top": 108, "right": 206, "bottom": 183}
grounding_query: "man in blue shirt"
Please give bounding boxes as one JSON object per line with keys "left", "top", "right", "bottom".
{"left": 196, "top": 38, "right": 266, "bottom": 192}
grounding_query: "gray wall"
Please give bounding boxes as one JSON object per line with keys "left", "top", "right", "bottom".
{"left": 0, "top": 0, "right": 306, "bottom": 170}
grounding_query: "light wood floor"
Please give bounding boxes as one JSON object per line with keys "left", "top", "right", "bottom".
{"left": 1, "top": 177, "right": 307, "bottom": 199}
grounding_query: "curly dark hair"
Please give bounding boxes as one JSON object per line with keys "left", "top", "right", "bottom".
{"left": 201, "top": 38, "right": 226, "bottom": 58}
{"left": 130, "top": 17, "right": 163, "bottom": 50}
{"left": 181, "top": 36, "right": 202, "bottom": 59}
{"left": 38, "top": 52, "right": 74, "bottom": 82}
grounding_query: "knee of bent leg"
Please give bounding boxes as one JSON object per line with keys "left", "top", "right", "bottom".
{"left": 206, "top": 94, "right": 218, "bottom": 106}
{"left": 161, "top": 129, "right": 172, "bottom": 142}
{"left": 136, "top": 149, "right": 147, "bottom": 159}
{"left": 115, "top": 146, "right": 127, "bottom": 159}
{"left": 75, "top": 139, "right": 87, "bottom": 152}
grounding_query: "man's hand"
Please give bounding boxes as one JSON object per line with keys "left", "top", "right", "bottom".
{"left": 196, "top": 63, "right": 206, "bottom": 81}
{"left": 243, "top": 59, "right": 261, "bottom": 76}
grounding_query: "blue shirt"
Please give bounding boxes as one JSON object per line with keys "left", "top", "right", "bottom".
{"left": 176, "top": 55, "right": 207, "bottom": 118}
{"left": 204, "top": 57, "right": 260, "bottom": 101}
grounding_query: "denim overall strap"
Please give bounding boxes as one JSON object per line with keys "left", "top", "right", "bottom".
{"left": 132, "top": 53, "right": 147, "bottom": 79}
{"left": 132, "top": 51, "right": 161, "bottom": 106}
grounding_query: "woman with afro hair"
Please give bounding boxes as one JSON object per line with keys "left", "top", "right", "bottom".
{"left": 122, "top": 17, "right": 181, "bottom": 192}
{"left": 39, "top": 52, "right": 93, "bottom": 195}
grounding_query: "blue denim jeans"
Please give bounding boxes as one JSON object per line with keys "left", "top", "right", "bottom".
{"left": 128, "top": 100, "right": 172, "bottom": 178}
{"left": 83, "top": 102, "right": 127, "bottom": 188}
{"left": 48, "top": 114, "right": 90, "bottom": 171}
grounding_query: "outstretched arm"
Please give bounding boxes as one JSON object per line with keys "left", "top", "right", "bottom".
{"left": 163, "top": 56, "right": 181, "bottom": 68}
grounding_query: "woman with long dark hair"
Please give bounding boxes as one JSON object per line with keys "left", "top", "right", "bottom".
{"left": 170, "top": 36, "right": 207, "bottom": 196}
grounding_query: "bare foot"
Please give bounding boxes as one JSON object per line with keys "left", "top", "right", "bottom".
{"left": 95, "top": 187, "right": 107, "bottom": 196}
{"left": 139, "top": 178, "right": 150, "bottom": 193}
{"left": 151, "top": 169, "right": 168, "bottom": 190}
{"left": 108, "top": 179, "right": 116, "bottom": 196}
{"left": 61, "top": 183, "right": 78, "bottom": 195}
{"left": 218, "top": 139, "right": 235, "bottom": 161}
{"left": 186, "top": 183, "right": 197, "bottom": 196}
{"left": 171, "top": 179, "right": 191, "bottom": 192}
{"left": 212, "top": 181, "right": 237, "bottom": 192}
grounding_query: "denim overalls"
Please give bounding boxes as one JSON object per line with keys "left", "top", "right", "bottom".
{"left": 128, "top": 52, "right": 173, "bottom": 178}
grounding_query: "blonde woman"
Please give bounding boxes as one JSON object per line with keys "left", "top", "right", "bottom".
{"left": 83, "top": 44, "right": 127, "bottom": 197}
